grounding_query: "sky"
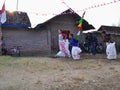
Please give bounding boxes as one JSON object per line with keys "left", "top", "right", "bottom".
{"left": 0, "top": 0, "right": 120, "bottom": 29}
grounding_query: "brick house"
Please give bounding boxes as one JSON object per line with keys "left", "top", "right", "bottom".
{"left": 2, "top": 9, "right": 94, "bottom": 55}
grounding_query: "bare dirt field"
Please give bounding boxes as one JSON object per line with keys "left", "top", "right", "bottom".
{"left": 0, "top": 54, "right": 120, "bottom": 90}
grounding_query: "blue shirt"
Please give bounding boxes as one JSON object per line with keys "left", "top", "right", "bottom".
{"left": 71, "top": 38, "right": 78, "bottom": 46}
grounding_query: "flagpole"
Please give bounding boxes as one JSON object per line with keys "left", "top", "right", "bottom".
{"left": 16, "top": 0, "right": 19, "bottom": 11}
{"left": 4, "top": 0, "right": 6, "bottom": 3}
{"left": 16, "top": 0, "right": 19, "bottom": 24}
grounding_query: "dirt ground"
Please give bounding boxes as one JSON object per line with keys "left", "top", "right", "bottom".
{"left": 0, "top": 54, "right": 120, "bottom": 90}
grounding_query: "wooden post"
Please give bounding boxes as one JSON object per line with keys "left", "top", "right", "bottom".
{"left": 0, "top": 22, "right": 2, "bottom": 55}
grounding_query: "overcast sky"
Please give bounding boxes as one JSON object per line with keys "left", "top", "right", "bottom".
{"left": 0, "top": 0, "right": 120, "bottom": 29}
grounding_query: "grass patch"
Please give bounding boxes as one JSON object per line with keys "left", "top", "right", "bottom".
{"left": 0, "top": 56, "right": 19, "bottom": 66}
{"left": 0, "top": 56, "right": 107, "bottom": 72}
{"left": 0, "top": 56, "right": 68, "bottom": 72}
{"left": 66, "top": 59, "right": 105, "bottom": 69}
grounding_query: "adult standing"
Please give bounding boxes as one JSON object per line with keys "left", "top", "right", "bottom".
{"left": 84, "top": 32, "right": 93, "bottom": 53}
{"left": 101, "top": 30, "right": 111, "bottom": 50}
{"left": 101, "top": 31, "right": 111, "bottom": 43}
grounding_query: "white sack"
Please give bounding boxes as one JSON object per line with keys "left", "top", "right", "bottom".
{"left": 106, "top": 42, "right": 117, "bottom": 60}
{"left": 72, "top": 46, "right": 82, "bottom": 60}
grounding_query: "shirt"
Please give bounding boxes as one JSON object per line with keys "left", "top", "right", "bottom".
{"left": 104, "top": 34, "right": 111, "bottom": 42}
{"left": 71, "top": 38, "right": 78, "bottom": 46}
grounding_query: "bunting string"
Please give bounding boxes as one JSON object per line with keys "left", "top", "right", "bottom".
{"left": 8, "top": 0, "right": 120, "bottom": 16}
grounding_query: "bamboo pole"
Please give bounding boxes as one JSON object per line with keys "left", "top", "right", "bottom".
{"left": 16, "top": 0, "right": 19, "bottom": 24}
{"left": 16, "top": 0, "right": 19, "bottom": 11}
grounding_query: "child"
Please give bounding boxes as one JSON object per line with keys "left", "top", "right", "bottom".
{"left": 58, "top": 29, "right": 63, "bottom": 50}
{"left": 106, "top": 41, "right": 117, "bottom": 60}
{"left": 69, "top": 34, "right": 82, "bottom": 60}
{"left": 63, "top": 34, "right": 71, "bottom": 57}
{"left": 56, "top": 30, "right": 71, "bottom": 57}
{"left": 56, "top": 29, "right": 65, "bottom": 57}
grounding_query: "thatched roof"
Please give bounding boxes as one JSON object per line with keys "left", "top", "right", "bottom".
{"left": 35, "top": 8, "right": 94, "bottom": 30}
{"left": 98, "top": 25, "right": 120, "bottom": 35}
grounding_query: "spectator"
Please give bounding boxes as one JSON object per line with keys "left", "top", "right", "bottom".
{"left": 1, "top": 37, "right": 7, "bottom": 55}
{"left": 91, "top": 33, "right": 98, "bottom": 55}
{"left": 84, "top": 32, "right": 98, "bottom": 55}
{"left": 85, "top": 33, "right": 93, "bottom": 52}
{"left": 101, "top": 31, "right": 111, "bottom": 43}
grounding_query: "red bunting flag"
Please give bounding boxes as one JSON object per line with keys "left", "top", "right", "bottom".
{"left": 0, "top": 3, "right": 6, "bottom": 24}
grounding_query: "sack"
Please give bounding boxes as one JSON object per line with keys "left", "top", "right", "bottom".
{"left": 72, "top": 46, "right": 82, "bottom": 60}
{"left": 106, "top": 42, "right": 117, "bottom": 60}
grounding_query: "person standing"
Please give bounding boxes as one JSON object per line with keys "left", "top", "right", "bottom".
{"left": 101, "top": 31, "right": 111, "bottom": 43}
{"left": 84, "top": 32, "right": 93, "bottom": 53}
{"left": 1, "top": 36, "right": 7, "bottom": 55}
{"left": 91, "top": 33, "right": 98, "bottom": 55}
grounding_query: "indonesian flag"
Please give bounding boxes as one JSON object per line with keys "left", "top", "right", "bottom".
{"left": 0, "top": 3, "right": 6, "bottom": 24}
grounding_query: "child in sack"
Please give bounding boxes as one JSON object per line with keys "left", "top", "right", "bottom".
{"left": 106, "top": 40, "right": 117, "bottom": 60}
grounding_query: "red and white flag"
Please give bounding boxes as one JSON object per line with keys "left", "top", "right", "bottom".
{"left": 0, "top": 3, "right": 6, "bottom": 24}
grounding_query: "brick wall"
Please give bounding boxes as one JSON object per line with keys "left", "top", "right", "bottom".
{"left": 2, "top": 28, "right": 51, "bottom": 56}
